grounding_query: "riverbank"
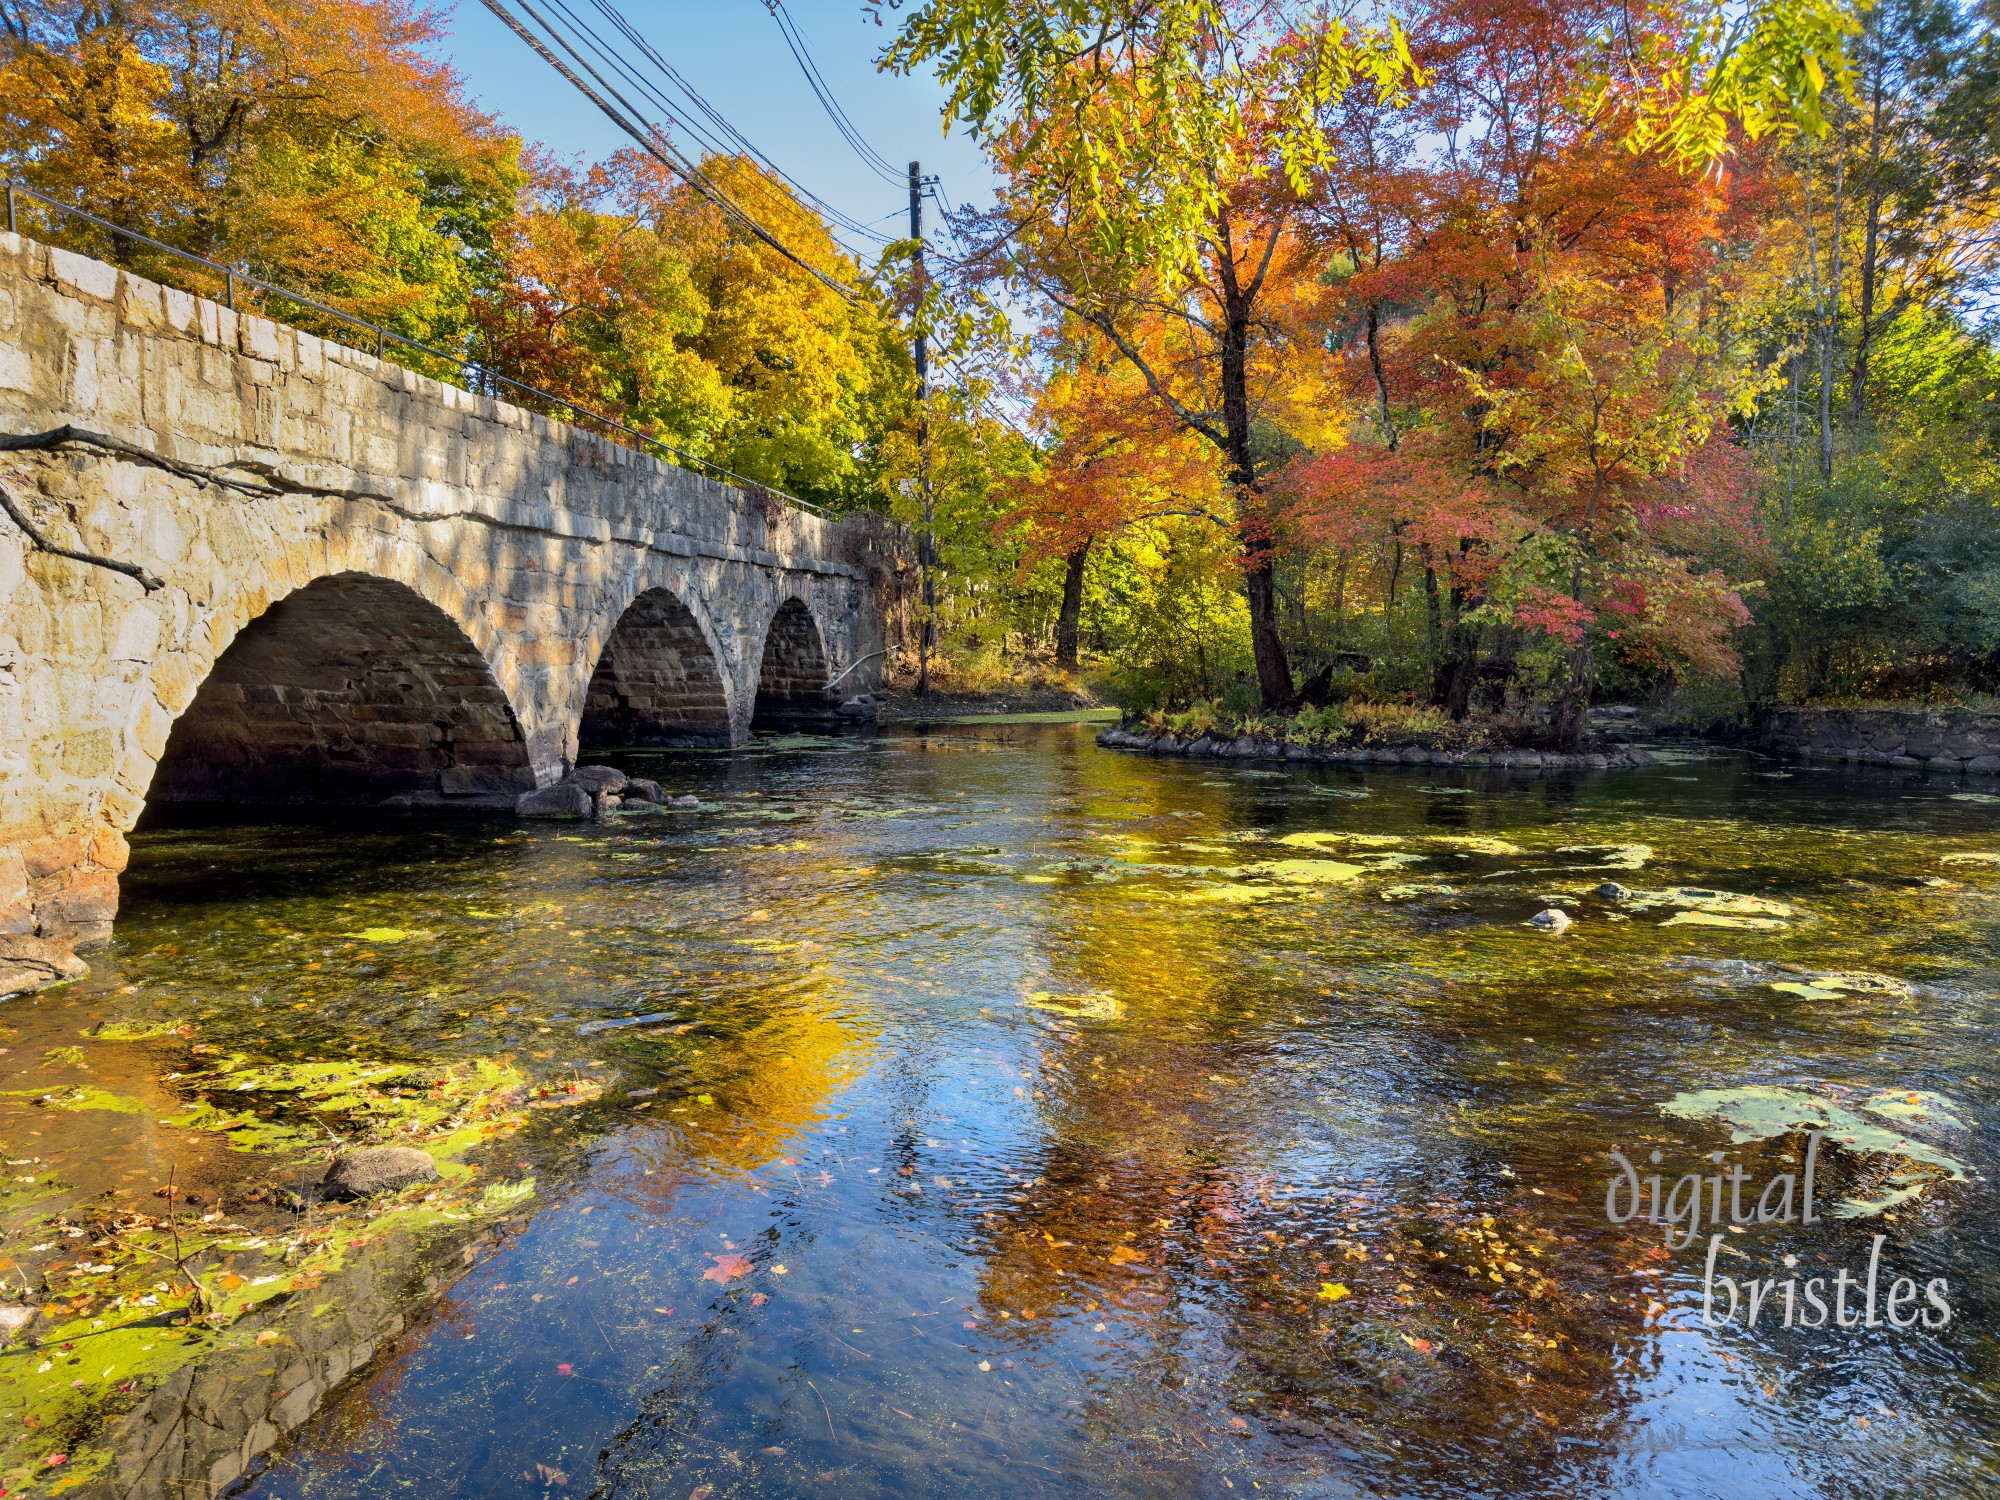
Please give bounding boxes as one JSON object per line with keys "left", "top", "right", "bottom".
{"left": 1750, "top": 703, "right": 2000, "bottom": 774}
{"left": 1096, "top": 725, "right": 1655, "bottom": 770}
{"left": 875, "top": 683, "right": 1101, "bottom": 723}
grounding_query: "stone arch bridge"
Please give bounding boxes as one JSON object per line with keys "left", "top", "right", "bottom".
{"left": 0, "top": 232, "right": 905, "bottom": 994}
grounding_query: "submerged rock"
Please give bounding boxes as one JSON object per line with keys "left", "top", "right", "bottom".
{"left": 669, "top": 794, "right": 701, "bottom": 808}
{"left": 1595, "top": 881, "right": 1631, "bottom": 900}
{"left": 0, "top": 934, "right": 89, "bottom": 998}
{"left": 320, "top": 1147, "right": 441, "bottom": 1200}
{"left": 624, "top": 777, "right": 664, "bottom": 804}
{"left": 1527, "top": 908, "right": 1574, "bottom": 932}
{"left": 517, "top": 782, "right": 592, "bottom": 819}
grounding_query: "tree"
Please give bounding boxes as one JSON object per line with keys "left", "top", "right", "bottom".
{"left": 0, "top": 0, "right": 519, "bottom": 345}
{"left": 910, "top": 3, "right": 1412, "bottom": 707}
{"left": 1003, "top": 342, "right": 1224, "bottom": 668}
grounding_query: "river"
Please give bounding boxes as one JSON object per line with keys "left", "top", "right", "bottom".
{"left": 8, "top": 722, "right": 1998, "bottom": 1497}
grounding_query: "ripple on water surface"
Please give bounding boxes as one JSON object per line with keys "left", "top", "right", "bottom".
{"left": 5, "top": 724, "right": 1998, "bottom": 1499}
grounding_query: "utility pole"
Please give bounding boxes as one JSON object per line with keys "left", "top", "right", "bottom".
{"left": 910, "top": 159, "right": 936, "bottom": 698}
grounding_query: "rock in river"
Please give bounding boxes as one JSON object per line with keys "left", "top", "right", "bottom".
{"left": 517, "top": 782, "right": 592, "bottom": 819}
{"left": 321, "top": 1147, "right": 441, "bottom": 1200}
{"left": 570, "top": 764, "right": 629, "bottom": 793}
{"left": 1528, "top": 908, "right": 1575, "bottom": 932}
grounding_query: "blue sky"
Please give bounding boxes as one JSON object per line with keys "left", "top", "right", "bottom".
{"left": 439, "top": 0, "right": 995, "bottom": 261}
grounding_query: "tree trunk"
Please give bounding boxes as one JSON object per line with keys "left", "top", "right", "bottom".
{"left": 1054, "top": 539, "right": 1090, "bottom": 670}
{"left": 1848, "top": 10, "right": 1886, "bottom": 420}
{"left": 1220, "top": 291, "right": 1291, "bottom": 708}
{"left": 1818, "top": 149, "right": 1846, "bottom": 482}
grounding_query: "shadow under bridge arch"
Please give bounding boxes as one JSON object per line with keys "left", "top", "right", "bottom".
{"left": 145, "top": 572, "right": 535, "bottom": 813}
{"left": 752, "top": 598, "right": 837, "bottom": 731}
{"left": 579, "top": 588, "right": 734, "bottom": 749}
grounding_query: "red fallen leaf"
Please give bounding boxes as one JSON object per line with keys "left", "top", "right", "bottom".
{"left": 557, "top": 1363, "right": 573, "bottom": 1375}
{"left": 750, "top": 1293, "right": 767, "bottom": 1307}
{"left": 703, "top": 1253, "right": 753, "bottom": 1285}
{"left": 44, "top": 1455, "right": 65, "bottom": 1467}
{"left": 1401, "top": 1335, "right": 1434, "bottom": 1354}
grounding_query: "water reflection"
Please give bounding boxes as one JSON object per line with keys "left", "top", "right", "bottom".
{"left": 24, "top": 727, "right": 2000, "bottom": 1496}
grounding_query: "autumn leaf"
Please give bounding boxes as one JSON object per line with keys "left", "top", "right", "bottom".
{"left": 1107, "top": 1244, "right": 1147, "bottom": 1266}
{"left": 1317, "top": 1282, "right": 1351, "bottom": 1303}
{"left": 703, "top": 1252, "right": 753, "bottom": 1284}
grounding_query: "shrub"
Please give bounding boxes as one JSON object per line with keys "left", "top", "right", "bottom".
{"left": 1286, "top": 704, "right": 1350, "bottom": 744}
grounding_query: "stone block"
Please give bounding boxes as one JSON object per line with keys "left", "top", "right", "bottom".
{"left": 17, "top": 835, "right": 83, "bottom": 881}
{"left": 47, "top": 246, "right": 119, "bottom": 302}
{"left": 239, "top": 314, "right": 285, "bottom": 364}
{"left": 274, "top": 1378, "right": 321, "bottom": 1432}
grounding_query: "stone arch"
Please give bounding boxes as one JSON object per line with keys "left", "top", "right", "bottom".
{"left": 144, "top": 571, "right": 536, "bottom": 810}
{"left": 752, "top": 596, "right": 835, "bottom": 729}
{"left": 578, "top": 585, "right": 735, "bottom": 749}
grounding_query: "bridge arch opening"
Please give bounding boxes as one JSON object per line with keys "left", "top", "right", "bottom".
{"left": 145, "top": 573, "right": 535, "bottom": 812}
{"left": 578, "top": 588, "right": 733, "bottom": 749}
{"left": 752, "top": 599, "right": 834, "bottom": 730}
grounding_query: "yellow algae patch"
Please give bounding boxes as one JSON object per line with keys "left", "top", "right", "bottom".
{"left": 1940, "top": 851, "right": 2000, "bottom": 865}
{"left": 342, "top": 927, "right": 432, "bottom": 943}
{"left": 1278, "top": 832, "right": 1404, "bottom": 850}
{"left": 1662, "top": 911, "right": 1788, "bottom": 931}
{"left": 1023, "top": 992, "right": 1126, "bottom": 1021}
{"left": 1248, "top": 859, "right": 1370, "bottom": 884}
{"left": 1431, "top": 836, "right": 1524, "bottom": 856}
{"left": 1168, "top": 882, "right": 1287, "bottom": 904}
{"left": 1558, "top": 843, "right": 1654, "bottom": 870}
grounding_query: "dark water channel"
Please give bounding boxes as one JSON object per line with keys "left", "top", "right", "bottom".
{"left": 27, "top": 725, "right": 2000, "bottom": 1496}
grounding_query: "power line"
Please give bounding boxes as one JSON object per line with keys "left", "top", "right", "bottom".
{"left": 559, "top": 0, "right": 897, "bottom": 249}
{"left": 477, "top": 0, "right": 863, "bottom": 297}
{"left": 761, "top": 0, "right": 906, "bottom": 186}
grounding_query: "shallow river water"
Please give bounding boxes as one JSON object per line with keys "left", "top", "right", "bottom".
{"left": 18, "top": 723, "right": 2000, "bottom": 1496}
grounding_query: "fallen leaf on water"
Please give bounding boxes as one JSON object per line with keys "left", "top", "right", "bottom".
{"left": 535, "top": 1462, "right": 569, "bottom": 1487}
{"left": 703, "top": 1252, "right": 753, "bottom": 1285}
{"left": 751, "top": 1292, "right": 767, "bottom": 1306}
{"left": 1317, "top": 1282, "right": 1351, "bottom": 1303}
{"left": 557, "top": 1363, "right": 572, "bottom": 1375}
{"left": 1401, "top": 1335, "right": 1435, "bottom": 1354}
{"left": 565, "top": 1276, "right": 579, "bottom": 1286}
{"left": 1107, "top": 1244, "right": 1146, "bottom": 1266}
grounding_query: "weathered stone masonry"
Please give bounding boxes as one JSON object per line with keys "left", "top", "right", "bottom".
{"left": 0, "top": 232, "right": 902, "bottom": 994}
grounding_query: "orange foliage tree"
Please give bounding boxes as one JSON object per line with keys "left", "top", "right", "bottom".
{"left": 1280, "top": 0, "right": 1771, "bottom": 741}
{"left": 0, "top": 0, "right": 518, "bottom": 343}
{"left": 1001, "top": 344, "right": 1224, "bottom": 668}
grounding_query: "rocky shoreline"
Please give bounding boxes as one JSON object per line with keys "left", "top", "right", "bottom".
{"left": 1095, "top": 726, "right": 1656, "bottom": 771}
